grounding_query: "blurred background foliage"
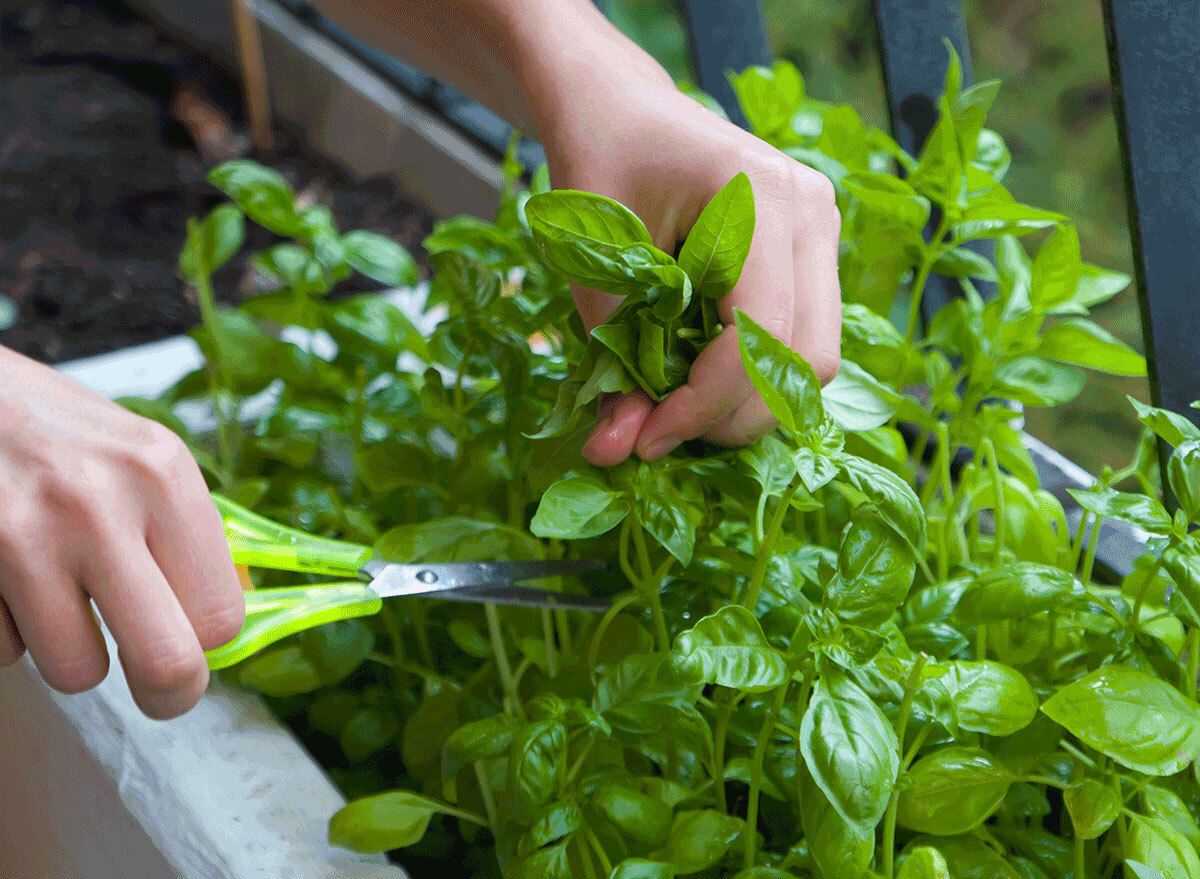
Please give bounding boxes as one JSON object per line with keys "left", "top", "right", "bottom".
{"left": 606, "top": 0, "right": 1146, "bottom": 477}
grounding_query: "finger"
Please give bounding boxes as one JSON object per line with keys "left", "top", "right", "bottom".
{"left": 635, "top": 204, "right": 796, "bottom": 457}
{"left": 86, "top": 542, "right": 209, "bottom": 720}
{"left": 571, "top": 283, "right": 623, "bottom": 334}
{"left": 0, "top": 596, "right": 25, "bottom": 666}
{"left": 789, "top": 175, "right": 843, "bottom": 385}
{"left": 705, "top": 392, "right": 778, "bottom": 448}
{"left": 583, "top": 390, "right": 654, "bottom": 466}
{"left": 146, "top": 480, "right": 245, "bottom": 651}
{"left": 634, "top": 328, "right": 752, "bottom": 460}
{"left": 0, "top": 562, "right": 108, "bottom": 694}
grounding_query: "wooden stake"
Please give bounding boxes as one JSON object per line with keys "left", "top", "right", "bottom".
{"left": 229, "top": 0, "right": 273, "bottom": 151}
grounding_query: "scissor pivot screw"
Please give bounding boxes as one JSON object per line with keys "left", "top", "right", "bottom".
{"left": 416, "top": 569, "right": 438, "bottom": 584}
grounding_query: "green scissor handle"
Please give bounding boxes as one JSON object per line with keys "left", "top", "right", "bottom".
{"left": 204, "top": 581, "right": 383, "bottom": 670}
{"left": 212, "top": 493, "right": 372, "bottom": 577}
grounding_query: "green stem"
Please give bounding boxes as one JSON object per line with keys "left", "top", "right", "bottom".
{"left": 744, "top": 683, "right": 791, "bottom": 870}
{"left": 472, "top": 762, "right": 498, "bottom": 835}
{"left": 541, "top": 608, "right": 558, "bottom": 678}
{"left": 1187, "top": 628, "right": 1200, "bottom": 702}
{"left": 409, "top": 599, "right": 436, "bottom": 670}
{"left": 883, "top": 655, "right": 929, "bottom": 879}
{"left": 904, "top": 218, "right": 951, "bottom": 345}
{"left": 743, "top": 481, "right": 800, "bottom": 611}
{"left": 194, "top": 272, "right": 236, "bottom": 485}
{"left": 380, "top": 602, "right": 409, "bottom": 698}
{"left": 586, "top": 592, "right": 642, "bottom": 675}
{"left": 983, "top": 438, "right": 1005, "bottom": 564}
{"left": 583, "top": 824, "right": 613, "bottom": 876}
{"left": 631, "top": 524, "right": 671, "bottom": 651}
{"left": 1080, "top": 517, "right": 1103, "bottom": 586}
{"left": 1131, "top": 553, "right": 1167, "bottom": 634}
{"left": 712, "top": 691, "right": 744, "bottom": 814}
{"left": 1075, "top": 833, "right": 1085, "bottom": 879}
{"left": 485, "top": 603, "right": 524, "bottom": 718}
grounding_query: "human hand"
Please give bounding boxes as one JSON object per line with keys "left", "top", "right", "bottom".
{"left": 0, "top": 347, "right": 244, "bottom": 719}
{"left": 526, "top": 33, "right": 842, "bottom": 466}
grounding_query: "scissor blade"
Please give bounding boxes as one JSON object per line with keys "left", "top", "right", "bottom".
{"left": 362, "top": 558, "right": 608, "bottom": 599}
{"left": 439, "top": 584, "right": 611, "bottom": 613}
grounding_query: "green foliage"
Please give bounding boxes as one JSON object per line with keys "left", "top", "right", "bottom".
{"left": 149, "top": 51, "right": 1200, "bottom": 879}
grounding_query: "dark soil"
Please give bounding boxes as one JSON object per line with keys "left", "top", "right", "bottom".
{"left": 0, "top": 0, "right": 435, "bottom": 363}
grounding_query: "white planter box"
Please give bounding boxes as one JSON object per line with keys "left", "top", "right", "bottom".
{"left": 0, "top": 325, "right": 417, "bottom": 879}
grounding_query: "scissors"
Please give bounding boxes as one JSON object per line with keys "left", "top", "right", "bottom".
{"left": 205, "top": 493, "right": 612, "bottom": 670}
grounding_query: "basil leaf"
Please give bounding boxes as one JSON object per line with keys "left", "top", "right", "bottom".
{"left": 952, "top": 192, "right": 1064, "bottom": 242}
{"left": 678, "top": 172, "right": 755, "bottom": 298}
{"left": 908, "top": 834, "right": 1022, "bottom": 879}
{"left": 591, "top": 784, "right": 673, "bottom": 845}
{"left": 798, "top": 768, "right": 873, "bottom": 878}
{"left": 1029, "top": 224, "right": 1081, "bottom": 312}
{"left": 844, "top": 172, "right": 931, "bottom": 228}
{"left": 442, "top": 713, "right": 523, "bottom": 788}
{"left": 896, "top": 747, "right": 1013, "bottom": 835}
{"left": 956, "top": 562, "right": 1083, "bottom": 622}
{"left": 1129, "top": 396, "right": 1200, "bottom": 448}
{"left": 609, "top": 860, "right": 677, "bottom": 879}
{"left": 655, "top": 810, "right": 744, "bottom": 874}
{"left": 531, "top": 475, "right": 630, "bottom": 539}
{"left": 1042, "top": 666, "right": 1200, "bottom": 776}
{"left": 1066, "top": 486, "right": 1172, "bottom": 534}
{"left": 178, "top": 203, "right": 244, "bottom": 283}
{"left": 992, "top": 356, "right": 1085, "bottom": 407}
{"left": 898, "top": 846, "right": 952, "bottom": 879}
{"left": 207, "top": 160, "right": 301, "bottom": 236}
{"left": 1168, "top": 440, "right": 1200, "bottom": 521}
{"left": 1127, "top": 815, "right": 1200, "bottom": 879}
{"left": 727, "top": 61, "right": 804, "bottom": 139}
{"left": 800, "top": 671, "right": 899, "bottom": 834}
{"left": 341, "top": 230, "right": 418, "bottom": 287}
{"left": 1037, "top": 318, "right": 1146, "bottom": 376}
{"left": 329, "top": 790, "right": 452, "bottom": 852}
{"left": 669, "top": 605, "right": 790, "bottom": 693}
{"left": 821, "top": 360, "right": 899, "bottom": 431}
{"left": 1063, "top": 779, "right": 1121, "bottom": 839}
{"left": 836, "top": 455, "right": 927, "bottom": 555}
{"left": 735, "top": 308, "right": 825, "bottom": 438}
{"left": 918, "top": 659, "right": 1039, "bottom": 737}
{"left": 826, "top": 506, "right": 915, "bottom": 627}
{"left": 507, "top": 721, "right": 565, "bottom": 821}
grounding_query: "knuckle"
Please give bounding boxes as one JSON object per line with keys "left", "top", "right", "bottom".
{"left": 40, "top": 459, "right": 115, "bottom": 536}
{"left": 792, "top": 166, "right": 841, "bottom": 231}
{"left": 0, "top": 503, "right": 40, "bottom": 561}
{"left": 133, "top": 638, "right": 207, "bottom": 694}
{"left": 132, "top": 423, "right": 194, "bottom": 486}
{"left": 750, "top": 152, "right": 796, "bottom": 197}
{"left": 44, "top": 649, "right": 108, "bottom": 694}
{"left": 194, "top": 599, "right": 246, "bottom": 650}
{"left": 808, "top": 348, "right": 842, "bottom": 385}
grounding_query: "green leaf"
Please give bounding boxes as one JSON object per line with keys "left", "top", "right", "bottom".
{"left": 1063, "top": 779, "right": 1121, "bottom": 839}
{"left": 520, "top": 799, "right": 582, "bottom": 854}
{"left": 896, "top": 747, "right": 1013, "bottom": 835}
{"left": 339, "top": 707, "right": 399, "bottom": 762}
{"left": 531, "top": 475, "right": 630, "bottom": 540}
{"left": 1066, "top": 487, "right": 1172, "bottom": 534}
{"left": 442, "top": 713, "right": 523, "bottom": 787}
{"left": 1056, "top": 264, "right": 1131, "bottom": 313}
{"left": 910, "top": 834, "right": 1022, "bottom": 879}
{"left": 656, "top": 809, "right": 743, "bottom": 874}
{"left": 1125, "top": 862, "right": 1168, "bottom": 879}
{"left": 992, "top": 356, "right": 1085, "bottom": 407}
{"left": 1168, "top": 440, "right": 1200, "bottom": 521}
{"left": 669, "top": 606, "right": 789, "bottom": 693}
{"left": 178, "top": 203, "right": 245, "bottom": 284}
{"left": 610, "top": 860, "right": 677, "bottom": 879}
{"left": 932, "top": 246, "right": 999, "bottom": 282}
{"left": 509, "top": 838, "right": 573, "bottom": 879}
{"left": 329, "top": 790, "right": 454, "bottom": 852}
{"left": 798, "top": 767, "right": 874, "bottom": 878}
{"left": 1042, "top": 666, "right": 1200, "bottom": 776}
{"left": 844, "top": 172, "right": 931, "bottom": 228}
{"left": 826, "top": 506, "right": 915, "bottom": 627}
{"left": 735, "top": 308, "right": 825, "bottom": 438}
{"left": 800, "top": 671, "right": 899, "bottom": 834}
{"left": 1127, "top": 815, "right": 1200, "bottom": 879}
{"left": 952, "top": 193, "right": 1064, "bottom": 242}
{"left": 507, "top": 721, "right": 565, "bottom": 821}
{"left": 1029, "top": 224, "right": 1082, "bottom": 312}
{"left": 918, "top": 660, "right": 1039, "bottom": 737}
{"left": 837, "top": 455, "right": 927, "bottom": 555}
{"left": 1129, "top": 396, "right": 1200, "bottom": 448}
{"left": 956, "top": 562, "right": 1083, "bottom": 622}
{"left": 678, "top": 172, "right": 755, "bottom": 298}
{"left": 898, "top": 847, "right": 952, "bottom": 879}
{"left": 1037, "top": 318, "right": 1146, "bottom": 376}
{"left": 821, "top": 360, "right": 899, "bottom": 431}
{"left": 341, "top": 230, "right": 418, "bottom": 287}
{"left": 591, "top": 784, "right": 673, "bottom": 845}
{"left": 727, "top": 61, "right": 804, "bottom": 138}
{"left": 207, "top": 160, "right": 301, "bottom": 236}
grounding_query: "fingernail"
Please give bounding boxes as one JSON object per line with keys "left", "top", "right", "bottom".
{"left": 642, "top": 437, "right": 681, "bottom": 460}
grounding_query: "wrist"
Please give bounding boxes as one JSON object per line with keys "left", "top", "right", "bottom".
{"left": 503, "top": 1, "right": 673, "bottom": 147}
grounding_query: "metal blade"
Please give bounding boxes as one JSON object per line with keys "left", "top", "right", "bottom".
{"left": 435, "top": 584, "right": 611, "bottom": 613}
{"left": 362, "top": 558, "right": 608, "bottom": 599}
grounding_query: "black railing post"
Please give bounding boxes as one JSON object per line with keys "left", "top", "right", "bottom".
{"left": 1102, "top": 0, "right": 1200, "bottom": 427}
{"left": 872, "top": 0, "right": 986, "bottom": 322}
{"left": 677, "top": 0, "right": 772, "bottom": 128}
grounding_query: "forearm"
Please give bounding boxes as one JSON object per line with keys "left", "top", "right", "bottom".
{"left": 307, "top": 0, "right": 668, "bottom": 140}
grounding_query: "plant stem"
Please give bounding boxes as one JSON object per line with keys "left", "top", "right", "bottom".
{"left": 743, "top": 481, "right": 800, "bottom": 611}
{"left": 1079, "top": 517, "right": 1102, "bottom": 586}
{"left": 194, "top": 272, "right": 237, "bottom": 484}
{"left": 1131, "top": 553, "right": 1167, "bottom": 634}
{"left": 1074, "top": 834, "right": 1085, "bottom": 879}
{"left": 379, "top": 602, "right": 409, "bottom": 698}
{"left": 631, "top": 523, "right": 671, "bottom": 651}
{"left": 712, "top": 691, "right": 744, "bottom": 813}
{"left": 1188, "top": 628, "right": 1200, "bottom": 702}
{"left": 485, "top": 603, "right": 523, "bottom": 718}
{"left": 883, "top": 655, "right": 929, "bottom": 879}
{"left": 744, "top": 683, "right": 791, "bottom": 870}
{"left": 472, "top": 762, "right": 497, "bottom": 835}
{"left": 540, "top": 607, "right": 558, "bottom": 678}
{"left": 983, "top": 438, "right": 1005, "bottom": 564}
{"left": 904, "top": 218, "right": 950, "bottom": 345}
{"left": 586, "top": 592, "right": 641, "bottom": 675}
